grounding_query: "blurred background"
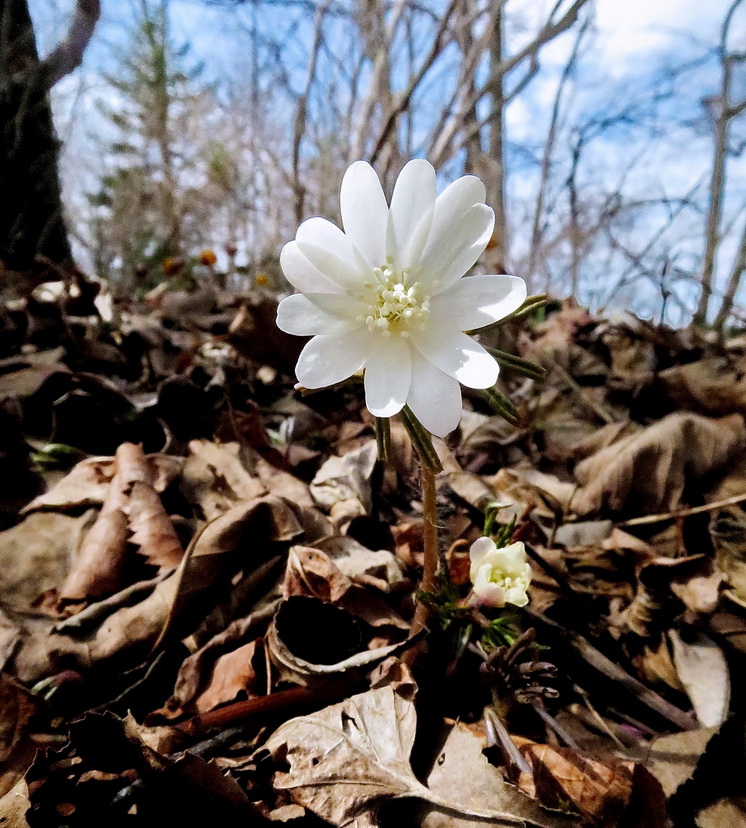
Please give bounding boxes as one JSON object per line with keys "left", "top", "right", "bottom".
{"left": 7, "top": 0, "right": 746, "bottom": 328}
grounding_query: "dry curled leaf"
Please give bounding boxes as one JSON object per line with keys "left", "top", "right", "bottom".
{"left": 573, "top": 412, "right": 746, "bottom": 516}
{"left": 126, "top": 480, "right": 183, "bottom": 569}
{"left": 265, "top": 686, "right": 539, "bottom": 827}
{"left": 516, "top": 737, "right": 635, "bottom": 827}
{"left": 423, "top": 722, "right": 579, "bottom": 828}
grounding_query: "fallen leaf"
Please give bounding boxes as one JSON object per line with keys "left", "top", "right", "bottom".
{"left": 265, "top": 686, "right": 543, "bottom": 827}
{"left": 194, "top": 639, "right": 263, "bottom": 713}
{"left": 156, "top": 496, "right": 302, "bottom": 648}
{"left": 573, "top": 412, "right": 746, "bottom": 516}
{"left": 23, "top": 451, "right": 182, "bottom": 514}
{"left": 423, "top": 722, "right": 579, "bottom": 827}
{"left": 658, "top": 356, "right": 746, "bottom": 417}
{"left": 310, "top": 441, "right": 378, "bottom": 520}
{"left": 58, "top": 508, "right": 129, "bottom": 602}
{"left": 180, "top": 440, "right": 267, "bottom": 521}
{"left": 0, "top": 778, "right": 30, "bottom": 827}
{"left": 669, "top": 630, "right": 730, "bottom": 728}
{"left": 516, "top": 737, "right": 635, "bottom": 827}
{"left": 0, "top": 677, "right": 40, "bottom": 799}
{"left": 126, "top": 480, "right": 184, "bottom": 568}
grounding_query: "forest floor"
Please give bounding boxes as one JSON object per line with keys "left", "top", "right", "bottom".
{"left": 0, "top": 277, "right": 745, "bottom": 827}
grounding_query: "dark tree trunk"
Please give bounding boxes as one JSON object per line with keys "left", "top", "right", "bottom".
{"left": 0, "top": 0, "right": 72, "bottom": 282}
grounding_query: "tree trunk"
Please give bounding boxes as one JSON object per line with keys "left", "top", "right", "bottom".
{"left": 486, "top": 2, "right": 508, "bottom": 274}
{"left": 0, "top": 0, "right": 72, "bottom": 280}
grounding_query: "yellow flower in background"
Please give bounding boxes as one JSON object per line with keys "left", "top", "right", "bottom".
{"left": 469, "top": 538, "right": 531, "bottom": 608}
{"left": 275, "top": 159, "right": 526, "bottom": 437}
{"left": 199, "top": 249, "right": 217, "bottom": 266}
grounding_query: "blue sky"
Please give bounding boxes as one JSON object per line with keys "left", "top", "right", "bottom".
{"left": 27, "top": 0, "right": 746, "bottom": 322}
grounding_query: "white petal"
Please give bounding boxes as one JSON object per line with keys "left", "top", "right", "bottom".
{"left": 429, "top": 275, "right": 527, "bottom": 331}
{"left": 364, "top": 335, "right": 412, "bottom": 417}
{"left": 296, "top": 217, "right": 367, "bottom": 291}
{"left": 276, "top": 293, "right": 364, "bottom": 336}
{"left": 427, "top": 175, "right": 486, "bottom": 249}
{"left": 419, "top": 204, "right": 494, "bottom": 292}
{"left": 280, "top": 241, "right": 344, "bottom": 294}
{"left": 340, "top": 161, "right": 388, "bottom": 268}
{"left": 388, "top": 160, "right": 436, "bottom": 268}
{"left": 295, "top": 329, "right": 374, "bottom": 389}
{"left": 469, "top": 536, "right": 496, "bottom": 568}
{"left": 406, "top": 349, "right": 462, "bottom": 438}
{"left": 475, "top": 582, "right": 506, "bottom": 608}
{"left": 411, "top": 328, "right": 499, "bottom": 389}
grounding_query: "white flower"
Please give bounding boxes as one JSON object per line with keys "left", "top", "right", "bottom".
{"left": 276, "top": 159, "right": 527, "bottom": 437}
{"left": 469, "top": 537, "right": 531, "bottom": 608}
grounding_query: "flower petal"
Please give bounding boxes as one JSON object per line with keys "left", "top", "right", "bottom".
{"left": 280, "top": 241, "right": 344, "bottom": 294}
{"left": 296, "top": 217, "right": 368, "bottom": 291}
{"left": 411, "top": 327, "right": 499, "bottom": 389}
{"left": 276, "top": 293, "right": 364, "bottom": 336}
{"left": 419, "top": 204, "right": 494, "bottom": 292}
{"left": 340, "top": 161, "right": 388, "bottom": 268}
{"left": 429, "top": 275, "right": 527, "bottom": 331}
{"left": 364, "top": 335, "right": 412, "bottom": 417}
{"left": 473, "top": 582, "right": 506, "bottom": 608}
{"left": 406, "top": 349, "right": 462, "bottom": 438}
{"left": 428, "top": 175, "right": 486, "bottom": 246}
{"left": 295, "top": 329, "right": 374, "bottom": 389}
{"left": 469, "top": 536, "right": 496, "bottom": 568}
{"left": 387, "top": 160, "right": 436, "bottom": 268}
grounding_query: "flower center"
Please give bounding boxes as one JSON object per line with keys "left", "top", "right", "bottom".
{"left": 358, "top": 265, "right": 430, "bottom": 337}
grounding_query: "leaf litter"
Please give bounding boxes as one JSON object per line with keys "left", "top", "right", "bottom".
{"left": 0, "top": 289, "right": 745, "bottom": 825}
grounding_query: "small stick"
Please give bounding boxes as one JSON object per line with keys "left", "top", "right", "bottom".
{"left": 618, "top": 491, "right": 746, "bottom": 527}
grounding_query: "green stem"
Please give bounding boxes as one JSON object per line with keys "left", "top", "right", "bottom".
{"left": 374, "top": 416, "right": 391, "bottom": 462}
{"left": 399, "top": 405, "right": 442, "bottom": 472}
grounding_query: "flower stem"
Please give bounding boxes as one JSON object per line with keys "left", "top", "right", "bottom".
{"left": 374, "top": 416, "right": 391, "bottom": 462}
{"left": 411, "top": 458, "right": 439, "bottom": 636}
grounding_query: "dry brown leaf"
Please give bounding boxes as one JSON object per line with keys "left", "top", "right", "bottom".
{"left": 423, "top": 723, "right": 580, "bottom": 828}
{"left": 710, "top": 507, "right": 746, "bottom": 601}
{"left": 156, "top": 496, "right": 303, "bottom": 648}
{"left": 311, "top": 536, "right": 405, "bottom": 593}
{"left": 516, "top": 737, "right": 635, "bottom": 827}
{"left": 193, "top": 639, "right": 262, "bottom": 713}
{"left": 0, "top": 611, "right": 20, "bottom": 674}
{"left": 573, "top": 412, "right": 746, "bottom": 516}
{"left": 284, "top": 546, "right": 353, "bottom": 604}
{"left": 180, "top": 440, "right": 267, "bottom": 521}
{"left": 58, "top": 508, "right": 129, "bottom": 602}
{"left": 0, "top": 513, "right": 84, "bottom": 610}
{"left": 0, "top": 778, "right": 30, "bottom": 827}
{"left": 126, "top": 480, "right": 183, "bottom": 568}
{"left": 644, "top": 728, "right": 717, "bottom": 798}
{"left": 310, "top": 441, "right": 378, "bottom": 517}
{"left": 265, "top": 686, "right": 540, "bottom": 827}
{"left": 0, "top": 677, "right": 39, "bottom": 799}
{"left": 23, "top": 451, "right": 182, "bottom": 514}
{"left": 266, "top": 597, "right": 409, "bottom": 688}
{"left": 0, "top": 364, "right": 69, "bottom": 400}
{"left": 658, "top": 356, "right": 746, "bottom": 416}
{"left": 50, "top": 573, "right": 179, "bottom": 668}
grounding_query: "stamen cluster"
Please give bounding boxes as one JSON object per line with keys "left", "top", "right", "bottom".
{"left": 359, "top": 265, "right": 430, "bottom": 336}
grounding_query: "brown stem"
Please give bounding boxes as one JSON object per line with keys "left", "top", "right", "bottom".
{"left": 411, "top": 460, "right": 439, "bottom": 637}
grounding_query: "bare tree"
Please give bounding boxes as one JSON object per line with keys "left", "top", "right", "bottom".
{"left": 0, "top": 0, "right": 100, "bottom": 288}
{"left": 694, "top": 0, "right": 746, "bottom": 325}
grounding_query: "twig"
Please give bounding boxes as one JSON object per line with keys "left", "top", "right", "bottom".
{"left": 618, "top": 491, "right": 746, "bottom": 527}
{"left": 522, "top": 607, "right": 697, "bottom": 731}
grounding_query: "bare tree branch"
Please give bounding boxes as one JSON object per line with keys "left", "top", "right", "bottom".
{"left": 42, "top": 0, "right": 101, "bottom": 89}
